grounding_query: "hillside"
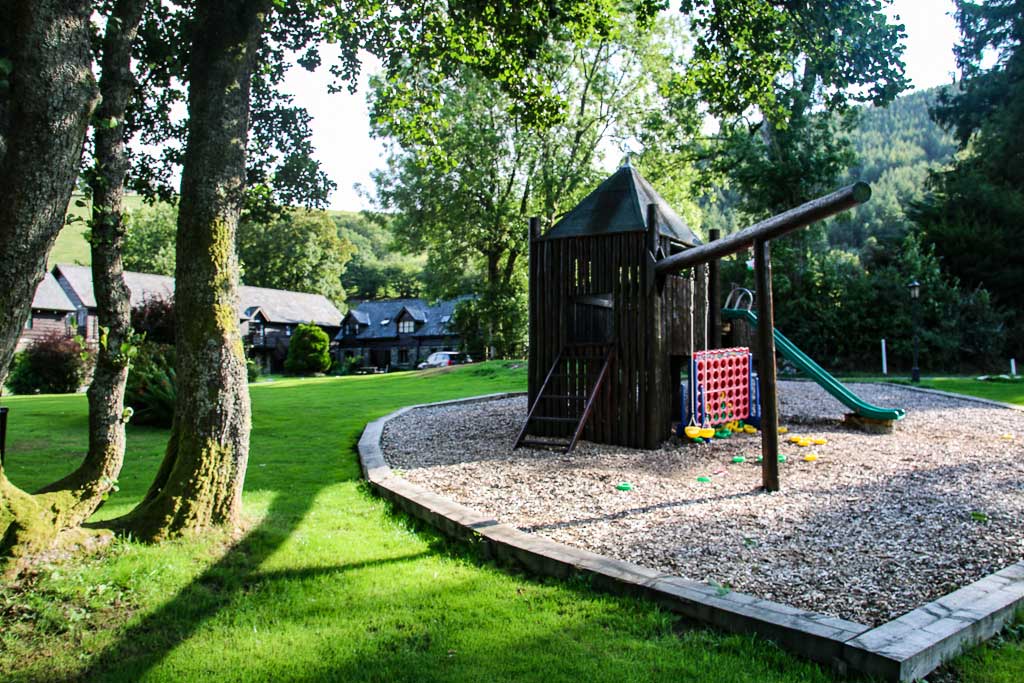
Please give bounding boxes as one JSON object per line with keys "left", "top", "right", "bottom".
{"left": 698, "top": 87, "right": 957, "bottom": 248}
{"left": 49, "top": 193, "right": 152, "bottom": 267}
{"left": 829, "top": 87, "right": 956, "bottom": 249}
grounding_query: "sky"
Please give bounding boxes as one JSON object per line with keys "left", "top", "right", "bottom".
{"left": 282, "top": 0, "right": 962, "bottom": 212}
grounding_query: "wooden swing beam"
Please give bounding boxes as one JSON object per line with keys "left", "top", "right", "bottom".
{"left": 652, "top": 182, "right": 872, "bottom": 491}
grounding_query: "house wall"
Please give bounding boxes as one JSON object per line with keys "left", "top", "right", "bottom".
{"left": 17, "top": 311, "right": 74, "bottom": 350}
{"left": 336, "top": 336, "right": 453, "bottom": 370}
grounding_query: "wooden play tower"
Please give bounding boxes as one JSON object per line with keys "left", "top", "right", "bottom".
{"left": 518, "top": 164, "right": 708, "bottom": 451}
{"left": 515, "top": 163, "right": 871, "bottom": 492}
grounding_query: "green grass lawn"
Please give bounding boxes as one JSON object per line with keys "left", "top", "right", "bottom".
{"left": 911, "top": 377, "right": 1024, "bottom": 406}
{"left": 0, "top": 362, "right": 1020, "bottom": 681}
{"left": 830, "top": 374, "right": 1024, "bottom": 406}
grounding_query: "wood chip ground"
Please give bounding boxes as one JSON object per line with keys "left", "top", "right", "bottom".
{"left": 380, "top": 382, "right": 1024, "bottom": 626}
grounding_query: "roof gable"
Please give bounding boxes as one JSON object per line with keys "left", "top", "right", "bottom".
{"left": 336, "top": 296, "right": 472, "bottom": 341}
{"left": 32, "top": 272, "right": 77, "bottom": 312}
{"left": 542, "top": 165, "right": 700, "bottom": 247}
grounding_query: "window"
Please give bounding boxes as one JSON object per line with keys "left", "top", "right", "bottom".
{"left": 343, "top": 323, "right": 358, "bottom": 336}
{"left": 285, "top": 325, "right": 292, "bottom": 337}
{"left": 398, "top": 348, "right": 409, "bottom": 363}
{"left": 398, "top": 319, "right": 414, "bottom": 334}
{"left": 24, "top": 315, "right": 33, "bottom": 330}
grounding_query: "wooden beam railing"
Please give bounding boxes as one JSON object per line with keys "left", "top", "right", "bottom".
{"left": 653, "top": 182, "right": 871, "bottom": 276}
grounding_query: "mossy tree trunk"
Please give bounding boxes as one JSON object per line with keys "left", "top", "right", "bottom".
{"left": 35, "top": 0, "right": 146, "bottom": 528}
{"left": 0, "top": 0, "right": 98, "bottom": 389}
{"left": 115, "top": 0, "right": 265, "bottom": 541}
{"left": 0, "top": 0, "right": 101, "bottom": 574}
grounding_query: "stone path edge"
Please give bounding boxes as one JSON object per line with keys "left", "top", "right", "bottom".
{"left": 357, "top": 391, "right": 1024, "bottom": 681}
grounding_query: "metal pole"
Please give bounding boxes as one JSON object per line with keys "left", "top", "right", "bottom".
{"left": 707, "top": 228, "right": 721, "bottom": 349}
{"left": 881, "top": 338, "right": 888, "bottom": 376}
{"left": 754, "top": 239, "right": 780, "bottom": 492}
{"left": 911, "top": 297, "right": 921, "bottom": 383}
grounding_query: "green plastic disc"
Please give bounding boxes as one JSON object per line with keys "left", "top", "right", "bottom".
{"left": 732, "top": 456, "right": 746, "bottom": 464}
{"left": 755, "top": 456, "right": 764, "bottom": 463}
{"left": 616, "top": 482, "right": 633, "bottom": 491}
{"left": 777, "top": 454, "right": 787, "bottom": 463}
{"left": 694, "top": 437, "right": 705, "bottom": 444}
{"left": 696, "top": 476, "right": 711, "bottom": 483}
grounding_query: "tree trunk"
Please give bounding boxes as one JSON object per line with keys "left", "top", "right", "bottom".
{"left": 35, "top": 0, "right": 146, "bottom": 528}
{"left": 0, "top": 0, "right": 98, "bottom": 388}
{"left": 115, "top": 0, "right": 266, "bottom": 541}
{"left": 0, "top": 0, "right": 99, "bottom": 574}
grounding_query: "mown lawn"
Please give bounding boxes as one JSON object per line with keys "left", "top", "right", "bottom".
{"left": 832, "top": 374, "right": 1024, "bottom": 406}
{"left": 0, "top": 362, "right": 1020, "bottom": 681}
{"left": 912, "top": 377, "right": 1024, "bottom": 406}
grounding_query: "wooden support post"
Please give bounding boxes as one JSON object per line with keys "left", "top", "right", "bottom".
{"left": 527, "top": 217, "right": 540, "bottom": 411}
{"left": 645, "top": 203, "right": 665, "bottom": 448}
{"left": 707, "top": 228, "right": 721, "bottom": 349}
{"left": 754, "top": 238, "right": 780, "bottom": 492}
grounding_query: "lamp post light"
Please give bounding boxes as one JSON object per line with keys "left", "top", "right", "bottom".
{"left": 908, "top": 280, "right": 921, "bottom": 383}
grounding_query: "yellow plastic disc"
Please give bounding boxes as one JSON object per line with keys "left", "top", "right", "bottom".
{"left": 684, "top": 426, "right": 701, "bottom": 439}
{"left": 778, "top": 427, "right": 789, "bottom": 434}
{"left": 804, "top": 453, "right": 818, "bottom": 462}
{"left": 812, "top": 438, "right": 827, "bottom": 445}
{"left": 699, "top": 427, "right": 715, "bottom": 439}
{"left": 788, "top": 435, "right": 802, "bottom": 444}
{"left": 743, "top": 425, "right": 757, "bottom": 434}
{"left": 797, "top": 439, "right": 812, "bottom": 447}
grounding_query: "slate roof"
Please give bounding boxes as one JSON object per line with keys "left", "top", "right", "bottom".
{"left": 53, "top": 264, "right": 342, "bottom": 327}
{"left": 542, "top": 164, "right": 700, "bottom": 247}
{"left": 32, "top": 272, "right": 77, "bottom": 312}
{"left": 337, "top": 296, "right": 470, "bottom": 341}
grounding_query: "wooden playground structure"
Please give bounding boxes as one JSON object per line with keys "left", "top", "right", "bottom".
{"left": 515, "top": 164, "right": 872, "bottom": 491}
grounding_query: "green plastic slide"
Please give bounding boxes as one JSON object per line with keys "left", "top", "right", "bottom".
{"left": 722, "top": 308, "right": 905, "bottom": 421}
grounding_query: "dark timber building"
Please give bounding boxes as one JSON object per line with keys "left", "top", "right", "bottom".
{"left": 334, "top": 297, "right": 471, "bottom": 371}
{"left": 520, "top": 164, "right": 708, "bottom": 451}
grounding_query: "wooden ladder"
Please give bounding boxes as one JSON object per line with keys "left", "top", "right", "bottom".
{"left": 514, "top": 345, "right": 614, "bottom": 454}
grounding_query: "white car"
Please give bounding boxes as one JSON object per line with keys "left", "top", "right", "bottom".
{"left": 417, "top": 351, "right": 473, "bottom": 369}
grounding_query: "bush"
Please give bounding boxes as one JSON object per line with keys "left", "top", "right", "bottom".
{"left": 124, "top": 341, "right": 176, "bottom": 427}
{"left": 247, "top": 358, "right": 261, "bottom": 383}
{"left": 131, "top": 295, "right": 175, "bottom": 345}
{"left": 7, "top": 333, "right": 91, "bottom": 395}
{"left": 332, "top": 354, "right": 363, "bottom": 376}
{"left": 284, "top": 323, "right": 332, "bottom": 375}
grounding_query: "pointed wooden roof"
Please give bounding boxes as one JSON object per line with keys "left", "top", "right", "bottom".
{"left": 542, "top": 165, "right": 700, "bottom": 246}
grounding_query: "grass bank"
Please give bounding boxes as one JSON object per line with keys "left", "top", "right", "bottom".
{"left": 0, "top": 362, "right": 1019, "bottom": 681}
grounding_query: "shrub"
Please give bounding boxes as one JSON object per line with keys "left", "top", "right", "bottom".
{"left": 284, "top": 323, "right": 331, "bottom": 375}
{"left": 332, "top": 354, "right": 363, "bottom": 376}
{"left": 124, "top": 341, "right": 176, "bottom": 427}
{"left": 246, "top": 358, "right": 261, "bottom": 383}
{"left": 131, "top": 295, "right": 175, "bottom": 345}
{"left": 7, "top": 333, "right": 91, "bottom": 395}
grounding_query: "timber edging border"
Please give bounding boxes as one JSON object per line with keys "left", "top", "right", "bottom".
{"left": 357, "top": 391, "right": 1024, "bottom": 681}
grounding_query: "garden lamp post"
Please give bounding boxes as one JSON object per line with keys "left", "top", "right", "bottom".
{"left": 908, "top": 280, "right": 921, "bottom": 383}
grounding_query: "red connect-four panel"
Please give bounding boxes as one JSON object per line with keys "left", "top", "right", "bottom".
{"left": 693, "top": 347, "right": 751, "bottom": 425}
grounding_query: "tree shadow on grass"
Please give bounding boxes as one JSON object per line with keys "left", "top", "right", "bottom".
{"left": 79, "top": 482, "right": 430, "bottom": 681}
